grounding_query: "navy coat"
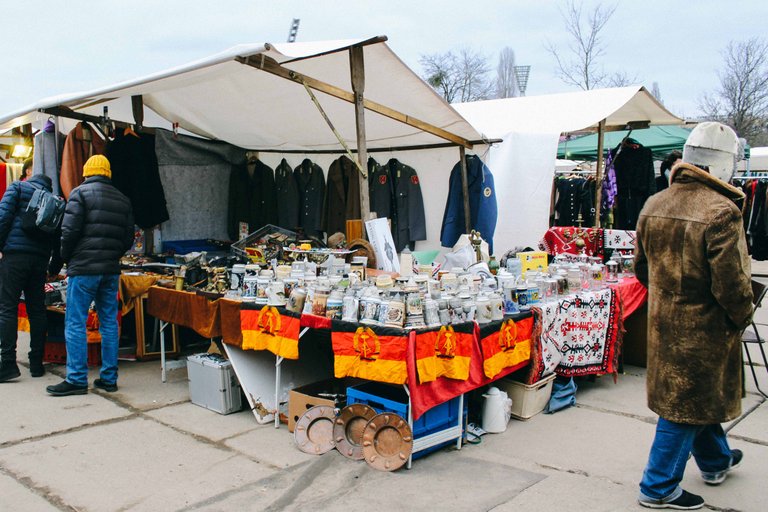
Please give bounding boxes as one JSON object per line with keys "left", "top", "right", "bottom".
{"left": 440, "top": 154, "right": 498, "bottom": 254}
{"left": 0, "top": 175, "right": 61, "bottom": 270}
{"left": 294, "top": 159, "right": 326, "bottom": 238}
{"left": 369, "top": 158, "right": 426, "bottom": 251}
{"left": 275, "top": 158, "right": 299, "bottom": 230}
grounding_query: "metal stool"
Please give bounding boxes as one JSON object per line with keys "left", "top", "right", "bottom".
{"left": 742, "top": 279, "right": 768, "bottom": 398}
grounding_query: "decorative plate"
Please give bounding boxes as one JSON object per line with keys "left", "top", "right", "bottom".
{"left": 294, "top": 405, "right": 337, "bottom": 455}
{"left": 333, "top": 403, "right": 378, "bottom": 460}
{"left": 361, "top": 412, "right": 413, "bottom": 471}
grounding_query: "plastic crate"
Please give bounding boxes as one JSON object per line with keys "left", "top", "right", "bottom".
{"left": 162, "top": 239, "right": 225, "bottom": 255}
{"left": 346, "top": 382, "right": 466, "bottom": 459}
{"left": 42, "top": 341, "right": 101, "bottom": 367}
{"left": 230, "top": 224, "right": 297, "bottom": 260}
{"left": 497, "top": 373, "right": 556, "bottom": 420}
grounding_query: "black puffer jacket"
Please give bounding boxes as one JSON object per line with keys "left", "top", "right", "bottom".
{"left": 0, "top": 175, "right": 61, "bottom": 268}
{"left": 61, "top": 176, "right": 134, "bottom": 276}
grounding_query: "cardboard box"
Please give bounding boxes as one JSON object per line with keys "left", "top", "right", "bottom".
{"left": 517, "top": 251, "right": 548, "bottom": 277}
{"left": 288, "top": 378, "right": 363, "bottom": 432}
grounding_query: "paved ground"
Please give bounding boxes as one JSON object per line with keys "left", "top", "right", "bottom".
{"left": 1, "top": 263, "right": 767, "bottom": 512}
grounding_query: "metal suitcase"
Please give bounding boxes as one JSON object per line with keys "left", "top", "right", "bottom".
{"left": 186, "top": 353, "right": 243, "bottom": 415}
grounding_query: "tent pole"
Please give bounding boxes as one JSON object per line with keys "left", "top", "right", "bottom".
{"left": 350, "top": 46, "right": 371, "bottom": 238}
{"left": 594, "top": 118, "right": 606, "bottom": 228}
{"left": 459, "top": 146, "right": 471, "bottom": 234}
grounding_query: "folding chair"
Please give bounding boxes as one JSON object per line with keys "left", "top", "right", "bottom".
{"left": 742, "top": 279, "right": 768, "bottom": 398}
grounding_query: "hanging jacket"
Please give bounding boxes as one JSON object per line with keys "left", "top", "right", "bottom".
{"left": 324, "top": 156, "right": 361, "bottom": 237}
{"left": 611, "top": 141, "right": 656, "bottom": 230}
{"left": 440, "top": 154, "right": 498, "bottom": 253}
{"left": 60, "top": 122, "right": 106, "bottom": 200}
{"left": 294, "top": 159, "right": 326, "bottom": 238}
{"left": 369, "top": 157, "right": 426, "bottom": 251}
{"left": 275, "top": 158, "right": 300, "bottom": 230}
{"left": 106, "top": 130, "right": 169, "bottom": 228}
{"left": 227, "top": 159, "right": 277, "bottom": 239}
{"left": 32, "top": 128, "right": 65, "bottom": 197}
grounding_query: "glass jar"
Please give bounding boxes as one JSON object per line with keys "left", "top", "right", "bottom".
{"left": 605, "top": 260, "right": 619, "bottom": 283}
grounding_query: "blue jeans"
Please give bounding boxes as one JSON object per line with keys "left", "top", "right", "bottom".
{"left": 639, "top": 417, "right": 733, "bottom": 502}
{"left": 65, "top": 274, "right": 120, "bottom": 386}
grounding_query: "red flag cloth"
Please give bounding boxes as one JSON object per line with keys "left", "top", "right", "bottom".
{"left": 414, "top": 323, "right": 474, "bottom": 383}
{"left": 478, "top": 316, "right": 534, "bottom": 379}
{"left": 406, "top": 316, "right": 532, "bottom": 421}
{"left": 241, "top": 305, "right": 301, "bottom": 359}
{"left": 301, "top": 313, "right": 332, "bottom": 330}
{"left": 332, "top": 321, "right": 408, "bottom": 385}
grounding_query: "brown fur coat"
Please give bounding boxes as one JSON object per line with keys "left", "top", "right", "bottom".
{"left": 634, "top": 163, "right": 753, "bottom": 424}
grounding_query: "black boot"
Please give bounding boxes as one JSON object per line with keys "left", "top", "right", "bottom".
{"left": 46, "top": 380, "right": 87, "bottom": 396}
{"left": 0, "top": 361, "right": 21, "bottom": 382}
{"left": 29, "top": 360, "right": 45, "bottom": 378}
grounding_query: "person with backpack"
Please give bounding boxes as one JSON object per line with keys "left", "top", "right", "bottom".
{"left": 0, "top": 173, "right": 63, "bottom": 382}
{"left": 46, "top": 155, "right": 134, "bottom": 396}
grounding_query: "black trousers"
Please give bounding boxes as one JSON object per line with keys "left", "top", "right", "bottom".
{"left": 0, "top": 253, "right": 48, "bottom": 363}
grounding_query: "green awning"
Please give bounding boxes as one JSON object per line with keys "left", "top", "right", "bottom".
{"left": 558, "top": 125, "right": 751, "bottom": 161}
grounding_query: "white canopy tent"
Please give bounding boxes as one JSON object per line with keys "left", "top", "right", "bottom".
{"left": 454, "top": 86, "right": 683, "bottom": 252}
{"left": 0, "top": 36, "right": 492, "bottom": 255}
{"left": 0, "top": 37, "right": 482, "bottom": 151}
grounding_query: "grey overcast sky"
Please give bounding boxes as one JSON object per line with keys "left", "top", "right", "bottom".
{"left": 1, "top": 0, "right": 766, "bottom": 120}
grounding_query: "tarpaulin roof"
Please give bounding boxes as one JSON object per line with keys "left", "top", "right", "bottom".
{"left": 558, "top": 125, "right": 694, "bottom": 161}
{"left": 0, "top": 37, "right": 482, "bottom": 151}
{"left": 454, "top": 85, "right": 682, "bottom": 137}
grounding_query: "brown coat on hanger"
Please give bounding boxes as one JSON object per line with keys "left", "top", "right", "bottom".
{"left": 60, "top": 122, "right": 106, "bottom": 199}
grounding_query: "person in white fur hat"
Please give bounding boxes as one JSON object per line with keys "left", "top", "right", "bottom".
{"left": 634, "top": 122, "right": 753, "bottom": 509}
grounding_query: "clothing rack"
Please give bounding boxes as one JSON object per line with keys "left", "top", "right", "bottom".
{"left": 732, "top": 173, "right": 768, "bottom": 182}
{"left": 555, "top": 169, "right": 596, "bottom": 176}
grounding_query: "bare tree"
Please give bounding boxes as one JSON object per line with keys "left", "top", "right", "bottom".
{"left": 420, "top": 48, "right": 493, "bottom": 103}
{"left": 545, "top": 0, "right": 617, "bottom": 90}
{"left": 495, "top": 47, "right": 519, "bottom": 98}
{"left": 606, "top": 71, "right": 638, "bottom": 87}
{"left": 700, "top": 38, "right": 768, "bottom": 144}
{"left": 651, "top": 81, "right": 662, "bottom": 103}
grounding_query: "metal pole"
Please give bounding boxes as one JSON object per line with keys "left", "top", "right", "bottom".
{"left": 594, "top": 119, "right": 606, "bottom": 227}
{"left": 459, "top": 146, "right": 471, "bottom": 234}
{"left": 350, "top": 46, "right": 371, "bottom": 233}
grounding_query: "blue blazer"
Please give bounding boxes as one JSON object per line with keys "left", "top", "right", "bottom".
{"left": 440, "top": 154, "right": 498, "bottom": 254}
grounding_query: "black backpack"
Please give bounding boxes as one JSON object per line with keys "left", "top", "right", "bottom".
{"left": 21, "top": 186, "right": 66, "bottom": 234}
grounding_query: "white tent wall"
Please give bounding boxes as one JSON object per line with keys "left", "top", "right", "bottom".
{"left": 483, "top": 131, "right": 562, "bottom": 252}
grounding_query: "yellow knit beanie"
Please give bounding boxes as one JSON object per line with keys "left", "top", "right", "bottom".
{"left": 83, "top": 155, "right": 111, "bottom": 179}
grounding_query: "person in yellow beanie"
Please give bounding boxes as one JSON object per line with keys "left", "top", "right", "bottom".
{"left": 47, "top": 155, "right": 134, "bottom": 396}
{"left": 81, "top": 154, "right": 112, "bottom": 179}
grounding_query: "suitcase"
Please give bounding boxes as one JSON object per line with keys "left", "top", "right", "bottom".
{"left": 186, "top": 353, "right": 242, "bottom": 415}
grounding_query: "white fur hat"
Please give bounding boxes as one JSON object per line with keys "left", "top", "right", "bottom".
{"left": 682, "top": 122, "right": 739, "bottom": 182}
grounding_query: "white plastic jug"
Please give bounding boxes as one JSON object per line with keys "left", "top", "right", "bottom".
{"left": 481, "top": 386, "right": 513, "bottom": 433}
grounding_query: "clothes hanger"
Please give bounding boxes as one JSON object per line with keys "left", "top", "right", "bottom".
{"left": 124, "top": 124, "right": 140, "bottom": 138}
